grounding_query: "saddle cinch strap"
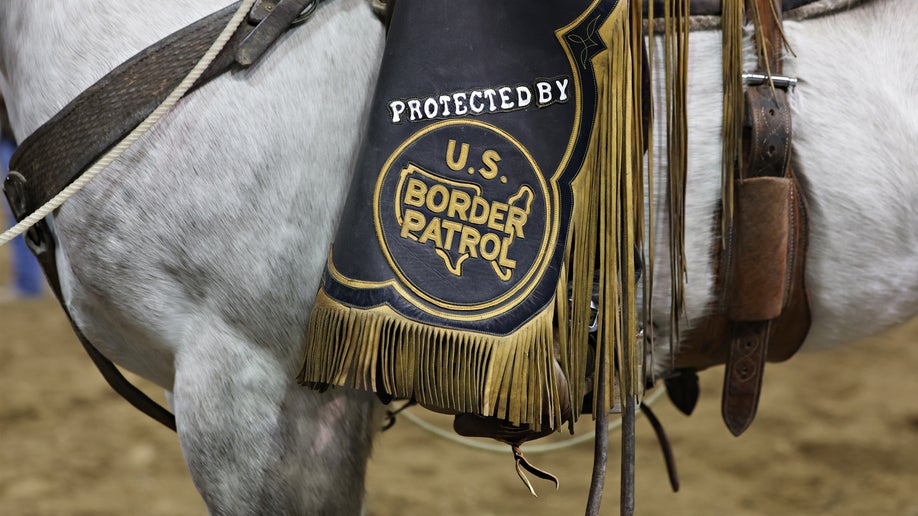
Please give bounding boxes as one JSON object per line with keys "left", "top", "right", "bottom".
{"left": 670, "top": 0, "right": 811, "bottom": 436}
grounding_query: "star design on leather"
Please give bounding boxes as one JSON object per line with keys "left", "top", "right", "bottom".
{"left": 565, "top": 15, "right": 604, "bottom": 69}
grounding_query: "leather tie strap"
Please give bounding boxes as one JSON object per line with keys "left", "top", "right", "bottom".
{"left": 720, "top": 0, "right": 786, "bottom": 435}
{"left": 663, "top": 0, "right": 811, "bottom": 435}
{"left": 723, "top": 321, "right": 770, "bottom": 435}
{"left": 719, "top": 0, "right": 811, "bottom": 435}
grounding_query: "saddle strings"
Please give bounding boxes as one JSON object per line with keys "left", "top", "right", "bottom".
{"left": 721, "top": 0, "right": 745, "bottom": 244}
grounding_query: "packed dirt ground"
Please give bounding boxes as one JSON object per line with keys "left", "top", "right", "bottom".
{"left": 1, "top": 249, "right": 917, "bottom": 515}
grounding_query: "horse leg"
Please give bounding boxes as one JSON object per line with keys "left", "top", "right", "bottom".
{"left": 172, "top": 318, "right": 380, "bottom": 515}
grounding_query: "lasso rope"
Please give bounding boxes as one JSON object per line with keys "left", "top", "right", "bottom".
{"left": 398, "top": 387, "right": 665, "bottom": 455}
{"left": 0, "top": 0, "right": 258, "bottom": 248}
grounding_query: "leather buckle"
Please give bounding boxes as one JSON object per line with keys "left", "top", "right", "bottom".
{"left": 237, "top": 0, "right": 317, "bottom": 66}
{"left": 2, "top": 170, "right": 51, "bottom": 255}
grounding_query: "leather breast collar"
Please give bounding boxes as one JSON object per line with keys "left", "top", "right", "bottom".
{"left": 6, "top": 0, "right": 322, "bottom": 227}
{"left": 2, "top": 0, "right": 341, "bottom": 431}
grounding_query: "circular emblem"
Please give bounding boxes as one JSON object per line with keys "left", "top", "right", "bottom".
{"left": 374, "top": 120, "right": 554, "bottom": 312}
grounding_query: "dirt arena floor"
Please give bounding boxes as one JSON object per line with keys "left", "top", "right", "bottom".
{"left": 1, "top": 248, "right": 917, "bottom": 516}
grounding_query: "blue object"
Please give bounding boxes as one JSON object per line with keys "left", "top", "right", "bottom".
{"left": 1, "top": 137, "right": 45, "bottom": 297}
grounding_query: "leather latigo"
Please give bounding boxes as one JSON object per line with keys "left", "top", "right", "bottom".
{"left": 722, "top": 170, "right": 809, "bottom": 435}
{"left": 670, "top": 0, "right": 811, "bottom": 436}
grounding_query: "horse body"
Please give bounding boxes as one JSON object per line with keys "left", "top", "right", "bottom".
{"left": 781, "top": 0, "right": 918, "bottom": 349}
{"left": 1, "top": 0, "right": 916, "bottom": 513}
{"left": 3, "top": 1, "right": 385, "bottom": 513}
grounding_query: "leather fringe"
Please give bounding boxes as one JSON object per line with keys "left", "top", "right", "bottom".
{"left": 299, "top": 0, "right": 677, "bottom": 431}
{"left": 722, "top": 0, "right": 745, "bottom": 242}
{"left": 570, "top": 2, "right": 641, "bottom": 412}
{"left": 300, "top": 290, "right": 559, "bottom": 430}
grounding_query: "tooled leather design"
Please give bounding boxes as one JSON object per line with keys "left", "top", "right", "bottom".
{"left": 723, "top": 321, "right": 770, "bottom": 435}
{"left": 745, "top": 88, "right": 793, "bottom": 178}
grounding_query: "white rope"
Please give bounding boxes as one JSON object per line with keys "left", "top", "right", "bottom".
{"left": 398, "top": 387, "right": 666, "bottom": 455}
{"left": 0, "top": 0, "right": 258, "bottom": 248}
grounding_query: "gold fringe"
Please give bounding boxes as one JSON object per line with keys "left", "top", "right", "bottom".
{"left": 562, "top": 0, "right": 643, "bottom": 413}
{"left": 643, "top": 0, "right": 657, "bottom": 375}
{"left": 630, "top": 0, "right": 649, "bottom": 395}
{"left": 643, "top": 0, "right": 691, "bottom": 372}
{"left": 661, "top": 0, "right": 691, "bottom": 358}
{"left": 722, "top": 0, "right": 745, "bottom": 241}
{"left": 301, "top": 290, "right": 558, "bottom": 431}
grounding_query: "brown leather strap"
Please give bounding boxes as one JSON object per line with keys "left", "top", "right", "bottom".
{"left": 722, "top": 320, "right": 770, "bottom": 435}
{"left": 721, "top": 176, "right": 793, "bottom": 435}
{"left": 720, "top": 0, "right": 784, "bottom": 435}
{"left": 237, "top": 0, "right": 315, "bottom": 65}
{"left": 5, "top": 0, "right": 316, "bottom": 220}
{"left": 670, "top": 0, "right": 811, "bottom": 435}
{"left": 719, "top": 0, "right": 809, "bottom": 435}
{"left": 744, "top": 88, "right": 793, "bottom": 178}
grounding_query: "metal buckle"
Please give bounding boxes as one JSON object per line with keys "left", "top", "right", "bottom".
{"left": 248, "top": 0, "right": 318, "bottom": 24}
{"left": 237, "top": 0, "right": 319, "bottom": 66}
{"left": 292, "top": 0, "right": 319, "bottom": 25}
{"left": 3, "top": 171, "right": 51, "bottom": 255}
{"left": 742, "top": 73, "right": 798, "bottom": 89}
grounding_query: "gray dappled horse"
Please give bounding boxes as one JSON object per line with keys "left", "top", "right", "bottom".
{"left": 0, "top": 0, "right": 916, "bottom": 513}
